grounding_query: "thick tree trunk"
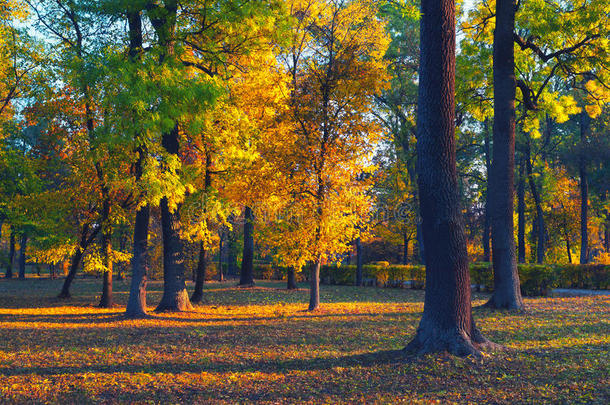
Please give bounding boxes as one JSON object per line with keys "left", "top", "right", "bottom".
{"left": 486, "top": 0, "right": 523, "bottom": 310}
{"left": 156, "top": 195, "right": 193, "bottom": 311}
{"left": 239, "top": 206, "right": 255, "bottom": 286}
{"left": 125, "top": 10, "right": 150, "bottom": 318}
{"left": 6, "top": 229, "right": 15, "bottom": 278}
{"left": 286, "top": 268, "right": 297, "bottom": 290}
{"left": 579, "top": 112, "right": 590, "bottom": 264}
{"left": 191, "top": 241, "right": 207, "bottom": 303}
{"left": 356, "top": 237, "right": 364, "bottom": 285}
{"left": 125, "top": 203, "right": 150, "bottom": 317}
{"left": 18, "top": 234, "right": 27, "bottom": 279}
{"left": 308, "top": 257, "right": 321, "bottom": 311}
{"left": 483, "top": 119, "right": 491, "bottom": 262}
{"left": 517, "top": 153, "right": 526, "bottom": 263}
{"left": 406, "top": 0, "right": 495, "bottom": 356}
{"left": 155, "top": 130, "right": 192, "bottom": 310}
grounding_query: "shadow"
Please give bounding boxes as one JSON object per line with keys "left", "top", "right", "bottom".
{"left": 0, "top": 349, "right": 406, "bottom": 377}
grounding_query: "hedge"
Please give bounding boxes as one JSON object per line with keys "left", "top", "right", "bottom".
{"left": 315, "top": 262, "right": 609, "bottom": 296}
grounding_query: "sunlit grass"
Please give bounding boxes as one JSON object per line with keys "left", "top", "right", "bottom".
{"left": 0, "top": 278, "right": 608, "bottom": 403}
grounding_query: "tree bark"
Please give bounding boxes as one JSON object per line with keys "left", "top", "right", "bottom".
{"left": 239, "top": 206, "right": 255, "bottom": 286}
{"left": 99, "top": 199, "right": 113, "bottom": 308}
{"left": 356, "top": 237, "right": 364, "bottom": 285}
{"left": 218, "top": 232, "right": 224, "bottom": 282}
{"left": 579, "top": 112, "right": 590, "bottom": 264}
{"left": 18, "top": 233, "right": 27, "bottom": 279}
{"left": 483, "top": 119, "right": 491, "bottom": 262}
{"left": 406, "top": 0, "right": 495, "bottom": 356}
{"left": 155, "top": 126, "right": 192, "bottom": 311}
{"left": 58, "top": 248, "right": 84, "bottom": 299}
{"left": 485, "top": 0, "right": 523, "bottom": 310}
{"left": 517, "top": 152, "right": 526, "bottom": 263}
{"left": 6, "top": 229, "right": 14, "bottom": 278}
{"left": 525, "top": 139, "right": 545, "bottom": 264}
{"left": 566, "top": 234, "right": 572, "bottom": 264}
{"left": 287, "top": 268, "right": 298, "bottom": 290}
{"left": 191, "top": 241, "right": 207, "bottom": 303}
{"left": 308, "top": 257, "right": 321, "bottom": 311}
{"left": 58, "top": 224, "right": 98, "bottom": 299}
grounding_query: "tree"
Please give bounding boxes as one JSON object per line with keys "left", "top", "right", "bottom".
{"left": 271, "top": 0, "right": 389, "bottom": 310}
{"left": 405, "top": 0, "right": 495, "bottom": 356}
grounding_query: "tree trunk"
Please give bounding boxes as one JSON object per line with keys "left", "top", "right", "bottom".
{"left": 49, "top": 263, "right": 56, "bottom": 279}
{"left": 156, "top": 194, "right": 193, "bottom": 311}
{"left": 517, "top": 152, "right": 526, "bottom": 263}
{"left": 227, "top": 221, "right": 238, "bottom": 278}
{"left": 286, "top": 268, "right": 297, "bottom": 290}
{"left": 406, "top": 0, "right": 495, "bottom": 356}
{"left": 483, "top": 119, "right": 491, "bottom": 262}
{"left": 308, "top": 257, "right": 321, "bottom": 311}
{"left": 218, "top": 232, "right": 224, "bottom": 282}
{"left": 356, "top": 237, "right": 364, "bottom": 285}
{"left": 18, "top": 233, "right": 27, "bottom": 279}
{"left": 402, "top": 233, "right": 410, "bottom": 265}
{"left": 6, "top": 229, "right": 15, "bottom": 278}
{"left": 191, "top": 241, "right": 207, "bottom": 303}
{"left": 239, "top": 206, "right": 255, "bottom": 286}
{"left": 579, "top": 112, "right": 590, "bottom": 264}
{"left": 125, "top": 203, "right": 150, "bottom": 317}
{"left": 566, "top": 234, "right": 572, "bottom": 264}
{"left": 526, "top": 139, "right": 545, "bottom": 264}
{"left": 125, "top": 9, "right": 149, "bottom": 318}
{"left": 485, "top": 0, "right": 523, "bottom": 310}
{"left": 58, "top": 248, "right": 83, "bottom": 299}
{"left": 99, "top": 199, "right": 113, "bottom": 308}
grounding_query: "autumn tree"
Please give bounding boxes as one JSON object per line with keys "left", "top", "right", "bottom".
{"left": 269, "top": 0, "right": 389, "bottom": 310}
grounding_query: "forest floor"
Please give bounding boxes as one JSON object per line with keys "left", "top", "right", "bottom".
{"left": 0, "top": 277, "right": 608, "bottom": 404}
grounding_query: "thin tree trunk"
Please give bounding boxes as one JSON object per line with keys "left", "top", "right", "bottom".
{"left": 99, "top": 199, "right": 113, "bottom": 308}
{"left": 6, "top": 229, "right": 15, "bottom": 278}
{"left": 402, "top": 233, "right": 410, "bottom": 265}
{"left": 287, "top": 268, "right": 297, "bottom": 290}
{"left": 566, "top": 234, "right": 572, "bottom": 264}
{"left": 239, "top": 206, "right": 255, "bottom": 286}
{"left": 526, "top": 139, "right": 545, "bottom": 264}
{"left": 18, "top": 234, "right": 27, "bottom": 279}
{"left": 483, "top": 119, "right": 491, "bottom": 262}
{"left": 191, "top": 241, "right": 207, "bottom": 303}
{"left": 125, "top": 9, "right": 149, "bottom": 318}
{"left": 517, "top": 152, "right": 526, "bottom": 263}
{"left": 579, "top": 112, "right": 590, "bottom": 264}
{"left": 308, "top": 257, "right": 321, "bottom": 311}
{"left": 58, "top": 248, "right": 84, "bottom": 299}
{"left": 49, "top": 263, "right": 56, "bottom": 279}
{"left": 486, "top": 0, "right": 523, "bottom": 310}
{"left": 227, "top": 218, "right": 238, "bottom": 278}
{"left": 406, "top": 0, "right": 495, "bottom": 356}
{"left": 356, "top": 237, "right": 364, "bottom": 285}
{"left": 218, "top": 232, "right": 224, "bottom": 282}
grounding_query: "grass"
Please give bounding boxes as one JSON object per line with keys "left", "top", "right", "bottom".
{"left": 0, "top": 276, "right": 608, "bottom": 404}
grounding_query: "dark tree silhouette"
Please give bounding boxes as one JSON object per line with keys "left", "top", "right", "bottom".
{"left": 486, "top": 0, "right": 523, "bottom": 309}
{"left": 405, "top": 0, "right": 496, "bottom": 356}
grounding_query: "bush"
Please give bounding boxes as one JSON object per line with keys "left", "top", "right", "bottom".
{"left": 470, "top": 262, "right": 492, "bottom": 291}
{"left": 518, "top": 264, "right": 558, "bottom": 296}
{"left": 554, "top": 264, "right": 609, "bottom": 290}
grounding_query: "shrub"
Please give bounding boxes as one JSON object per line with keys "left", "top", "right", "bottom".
{"left": 554, "top": 264, "right": 609, "bottom": 290}
{"left": 518, "top": 264, "right": 558, "bottom": 296}
{"left": 470, "top": 262, "right": 492, "bottom": 291}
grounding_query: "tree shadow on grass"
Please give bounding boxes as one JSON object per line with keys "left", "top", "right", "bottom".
{"left": 0, "top": 348, "right": 407, "bottom": 377}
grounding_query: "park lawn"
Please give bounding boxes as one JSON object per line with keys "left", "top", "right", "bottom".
{"left": 0, "top": 278, "right": 608, "bottom": 404}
